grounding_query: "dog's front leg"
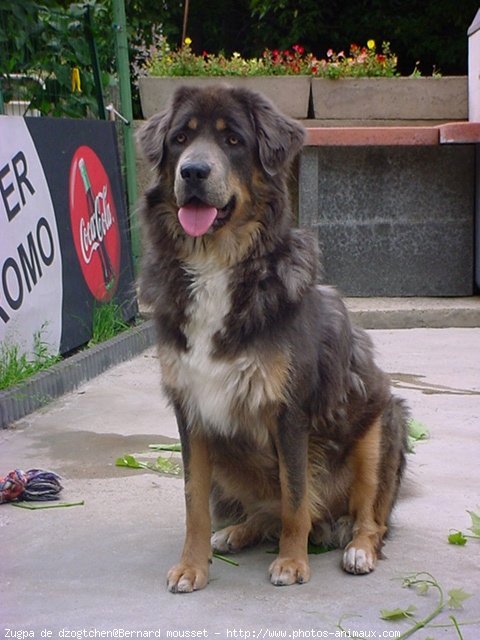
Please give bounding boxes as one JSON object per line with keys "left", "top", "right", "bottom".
{"left": 269, "top": 409, "right": 311, "bottom": 586}
{"left": 167, "top": 406, "right": 212, "bottom": 593}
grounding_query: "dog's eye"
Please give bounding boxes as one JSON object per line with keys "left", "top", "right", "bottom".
{"left": 175, "top": 133, "right": 187, "bottom": 144}
{"left": 227, "top": 134, "right": 240, "bottom": 146}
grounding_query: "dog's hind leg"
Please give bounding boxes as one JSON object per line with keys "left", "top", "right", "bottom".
{"left": 211, "top": 508, "right": 280, "bottom": 553}
{"left": 268, "top": 409, "right": 312, "bottom": 586}
{"left": 343, "top": 415, "right": 384, "bottom": 575}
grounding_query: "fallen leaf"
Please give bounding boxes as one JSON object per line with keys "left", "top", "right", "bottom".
{"left": 380, "top": 605, "right": 416, "bottom": 621}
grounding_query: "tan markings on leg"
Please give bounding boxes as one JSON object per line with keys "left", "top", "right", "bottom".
{"left": 343, "top": 416, "right": 383, "bottom": 575}
{"left": 269, "top": 432, "right": 311, "bottom": 586}
{"left": 167, "top": 434, "right": 212, "bottom": 593}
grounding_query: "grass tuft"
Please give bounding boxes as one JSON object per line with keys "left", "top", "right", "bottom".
{"left": 0, "top": 327, "right": 61, "bottom": 390}
{"left": 88, "top": 301, "right": 130, "bottom": 346}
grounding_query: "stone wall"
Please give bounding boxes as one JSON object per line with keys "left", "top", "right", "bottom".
{"left": 299, "top": 145, "right": 475, "bottom": 296}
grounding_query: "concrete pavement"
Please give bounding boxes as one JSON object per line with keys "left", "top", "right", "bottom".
{"left": 2, "top": 328, "right": 480, "bottom": 639}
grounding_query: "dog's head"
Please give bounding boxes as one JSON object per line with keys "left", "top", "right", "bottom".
{"left": 138, "top": 85, "right": 305, "bottom": 261}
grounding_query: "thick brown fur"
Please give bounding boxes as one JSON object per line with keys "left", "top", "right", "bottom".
{"left": 137, "top": 85, "right": 409, "bottom": 592}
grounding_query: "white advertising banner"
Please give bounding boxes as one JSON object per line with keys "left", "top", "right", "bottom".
{"left": 0, "top": 116, "right": 62, "bottom": 358}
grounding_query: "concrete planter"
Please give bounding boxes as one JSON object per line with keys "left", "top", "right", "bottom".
{"left": 139, "top": 75, "right": 311, "bottom": 119}
{"left": 311, "top": 76, "right": 468, "bottom": 123}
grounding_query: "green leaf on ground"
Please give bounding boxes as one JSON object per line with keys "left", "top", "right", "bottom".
{"left": 467, "top": 509, "right": 480, "bottom": 537}
{"left": 407, "top": 418, "right": 429, "bottom": 452}
{"left": 151, "top": 456, "right": 181, "bottom": 475}
{"left": 448, "top": 530, "right": 468, "bottom": 546}
{"left": 408, "top": 419, "right": 429, "bottom": 440}
{"left": 115, "top": 453, "right": 181, "bottom": 476}
{"left": 12, "top": 500, "right": 84, "bottom": 510}
{"left": 447, "top": 588, "right": 472, "bottom": 610}
{"left": 116, "top": 454, "right": 144, "bottom": 469}
{"left": 148, "top": 443, "right": 182, "bottom": 452}
{"left": 212, "top": 553, "right": 239, "bottom": 566}
{"left": 415, "top": 581, "right": 430, "bottom": 595}
{"left": 380, "top": 605, "right": 416, "bottom": 621}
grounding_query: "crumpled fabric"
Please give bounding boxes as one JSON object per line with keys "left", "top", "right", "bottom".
{"left": 0, "top": 469, "right": 63, "bottom": 503}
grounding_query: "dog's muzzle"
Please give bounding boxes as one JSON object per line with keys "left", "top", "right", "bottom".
{"left": 175, "top": 148, "right": 234, "bottom": 237}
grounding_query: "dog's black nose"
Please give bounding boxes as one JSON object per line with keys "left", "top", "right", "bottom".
{"left": 180, "top": 161, "right": 211, "bottom": 182}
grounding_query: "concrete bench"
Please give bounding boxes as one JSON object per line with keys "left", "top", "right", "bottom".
{"left": 305, "top": 121, "right": 480, "bottom": 146}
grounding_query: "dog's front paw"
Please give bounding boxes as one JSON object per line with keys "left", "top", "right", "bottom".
{"left": 167, "top": 562, "right": 209, "bottom": 593}
{"left": 342, "top": 543, "right": 376, "bottom": 575}
{"left": 269, "top": 557, "right": 310, "bottom": 586}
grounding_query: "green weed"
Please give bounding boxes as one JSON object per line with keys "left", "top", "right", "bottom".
{"left": 88, "top": 301, "right": 130, "bottom": 346}
{"left": 448, "top": 508, "right": 480, "bottom": 546}
{"left": 0, "top": 327, "right": 61, "bottom": 390}
{"left": 379, "top": 572, "right": 475, "bottom": 639}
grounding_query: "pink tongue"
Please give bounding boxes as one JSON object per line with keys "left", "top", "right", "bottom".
{"left": 178, "top": 203, "right": 218, "bottom": 237}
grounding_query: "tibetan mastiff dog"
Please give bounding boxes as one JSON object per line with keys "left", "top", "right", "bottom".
{"left": 137, "top": 85, "right": 408, "bottom": 593}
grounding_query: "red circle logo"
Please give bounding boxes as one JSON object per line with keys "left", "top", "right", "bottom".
{"left": 69, "top": 146, "right": 121, "bottom": 302}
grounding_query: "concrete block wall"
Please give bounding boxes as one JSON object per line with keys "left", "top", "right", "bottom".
{"left": 299, "top": 145, "right": 475, "bottom": 296}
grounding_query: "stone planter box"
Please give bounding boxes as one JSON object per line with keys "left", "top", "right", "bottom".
{"left": 138, "top": 75, "right": 311, "bottom": 119}
{"left": 311, "top": 76, "right": 468, "bottom": 122}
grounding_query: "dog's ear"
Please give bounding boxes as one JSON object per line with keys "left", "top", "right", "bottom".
{"left": 136, "top": 109, "right": 171, "bottom": 168}
{"left": 244, "top": 90, "right": 305, "bottom": 176}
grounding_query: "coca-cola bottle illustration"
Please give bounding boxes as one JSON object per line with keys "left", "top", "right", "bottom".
{"left": 78, "top": 157, "right": 115, "bottom": 292}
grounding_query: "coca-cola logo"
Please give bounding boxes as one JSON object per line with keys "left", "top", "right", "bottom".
{"left": 69, "top": 146, "right": 121, "bottom": 301}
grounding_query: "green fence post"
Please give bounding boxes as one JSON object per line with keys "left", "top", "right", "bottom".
{"left": 112, "top": 0, "right": 139, "bottom": 272}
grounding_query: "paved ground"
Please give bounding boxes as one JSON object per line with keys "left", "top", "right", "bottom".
{"left": 2, "top": 328, "right": 480, "bottom": 639}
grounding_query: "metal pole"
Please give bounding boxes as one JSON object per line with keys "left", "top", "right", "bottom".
{"left": 112, "top": 0, "right": 140, "bottom": 272}
{"left": 182, "top": 0, "right": 190, "bottom": 44}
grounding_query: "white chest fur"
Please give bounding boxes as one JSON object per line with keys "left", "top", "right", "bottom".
{"left": 167, "top": 262, "right": 283, "bottom": 439}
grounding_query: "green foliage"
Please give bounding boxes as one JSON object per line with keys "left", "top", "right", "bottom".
{"left": 448, "top": 530, "right": 468, "bottom": 546}
{"left": 148, "top": 443, "right": 182, "bottom": 452}
{"left": 0, "top": 326, "right": 61, "bottom": 390}
{"left": 447, "top": 588, "right": 472, "bottom": 610}
{"left": 407, "top": 418, "right": 430, "bottom": 453}
{"left": 380, "top": 605, "right": 416, "bottom": 621}
{"left": 448, "top": 508, "right": 480, "bottom": 545}
{"left": 380, "top": 572, "right": 474, "bottom": 639}
{"left": 88, "top": 301, "right": 130, "bottom": 346}
{"left": 115, "top": 453, "right": 181, "bottom": 476}
{"left": 467, "top": 509, "right": 480, "bottom": 536}
{"left": 0, "top": 0, "right": 113, "bottom": 117}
